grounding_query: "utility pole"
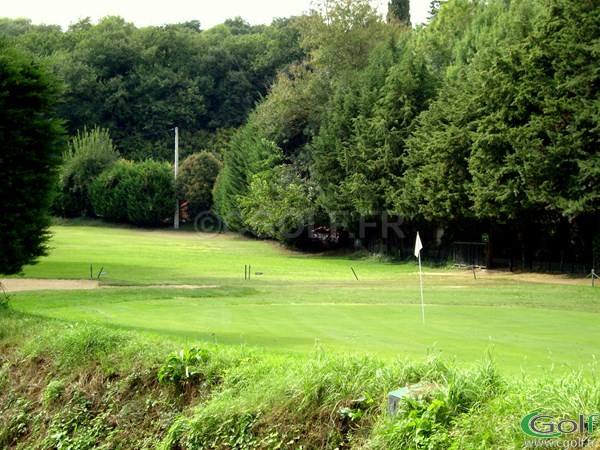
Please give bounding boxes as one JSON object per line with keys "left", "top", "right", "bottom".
{"left": 174, "top": 126, "right": 179, "bottom": 230}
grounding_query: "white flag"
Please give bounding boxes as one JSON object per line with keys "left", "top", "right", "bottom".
{"left": 414, "top": 232, "right": 423, "bottom": 257}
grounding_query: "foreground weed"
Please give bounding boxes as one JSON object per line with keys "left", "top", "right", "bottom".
{"left": 0, "top": 397, "right": 31, "bottom": 447}
{"left": 43, "top": 379, "right": 67, "bottom": 405}
{"left": 158, "top": 347, "right": 211, "bottom": 386}
{"left": 0, "top": 281, "right": 10, "bottom": 310}
{"left": 27, "top": 323, "right": 125, "bottom": 370}
{"left": 42, "top": 390, "right": 110, "bottom": 449}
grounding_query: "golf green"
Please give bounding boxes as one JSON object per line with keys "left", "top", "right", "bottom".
{"left": 9, "top": 224, "right": 599, "bottom": 375}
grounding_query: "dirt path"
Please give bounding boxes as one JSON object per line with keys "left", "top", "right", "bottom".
{"left": 422, "top": 270, "right": 593, "bottom": 286}
{"left": 1, "top": 269, "right": 592, "bottom": 293}
{"left": 0, "top": 278, "right": 99, "bottom": 293}
{"left": 0, "top": 279, "right": 220, "bottom": 293}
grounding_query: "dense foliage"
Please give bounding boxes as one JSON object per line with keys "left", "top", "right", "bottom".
{"left": 0, "top": 16, "right": 303, "bottom": 160}
{"left": 89, "top": 160, "right": 174, "bottom": 226}
{"left": 0, "top": 16, "right": 300, "bottom": 226}
{"left": 213, "top": 0, "right": 599, "bottom": 267}
{"left": 175, "top": 152, "right": 222, "bottom": 220}
{"left": 2, "top": 0, "right": 598, "bottom": 266}
{"left": 53, "top": 126, "right": 119, "bottom": 217}
{"left": 387, "top": 0, "right": 411, "bottom": 24}
{"left": 0, "top": 38, "right": 64, "bottom": 275}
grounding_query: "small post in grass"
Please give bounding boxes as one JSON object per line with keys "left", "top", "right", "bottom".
{"left": 351, "top": 267, "right": 359, "bottom": 281}
{"left": 97, "top": 266, "right": 104, "bottom": 279}
{"left": 587, "top": 268, "right": 598, "bottom": 287}
{"left": 90, "top": 264, "right": 93, "bottom": 279}
{"left": 174, "top": 126, "right": 180, "bottom": 230}
{"left": 388, "top": 387, "right": 409, "bottom": 415}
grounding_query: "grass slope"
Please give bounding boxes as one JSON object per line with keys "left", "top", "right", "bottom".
{"left": 1, "top": 308, "right": 598, "bottom": 449}
{"left": 9, "top": 223, "right": 600, "bottom": 375}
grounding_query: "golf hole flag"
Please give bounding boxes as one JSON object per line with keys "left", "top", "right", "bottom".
{"left": 414, "top": 232, "right": 423, "bottom": 257}
{"left": 414, "top": 232, "right": 425, "bottom": 323}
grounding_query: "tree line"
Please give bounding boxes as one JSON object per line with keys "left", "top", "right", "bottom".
{"left": 0, "top": 14, "right": 303, "bottom": 160}
{"left": 1, "top": 14, "right": 297, "bottom": 273}
{"left": 0, "top": 13, "right": 303, "bottom": 239}
{"left": 213, "top": 0, "right": 599, "bottom": 269}
{"left": 1, "top": 0, "right": 598, "bottom": 272}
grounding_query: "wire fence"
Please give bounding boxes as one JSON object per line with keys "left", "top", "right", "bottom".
{"left": 359, "top": 240, "right": 592, "bottom": 275}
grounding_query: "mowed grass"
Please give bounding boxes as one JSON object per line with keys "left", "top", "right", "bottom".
{"left": 9, "top": 223, "right": 600, "bottom": 376}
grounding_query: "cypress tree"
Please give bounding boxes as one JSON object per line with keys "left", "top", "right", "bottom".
{"left": 0, "top": 39, "right": 65, "bottom": 275}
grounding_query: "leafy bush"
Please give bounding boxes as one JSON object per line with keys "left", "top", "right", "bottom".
{"left": 90, "top": 159, "right": 175, "bottom": 226}
{"left": 175, "top": 152, "right": 222, "bottom": 220}
{"left": 125, "top": 160, "right": 175, "bottom": 226}
{"left": 43, "top": 379, "right": 66, "bottom": 405}
{"left": 212, "top": 126, "right": 281, "bottom": 231}
{"left": 0, "top": 282, "right": 9, "bottom": 310}
{"left": 158, "top": 347, "right": 211, "bottom": 386}
{"left": 53, "top": 127, "right": 118, "bottom": 217}
{"left": 239, "top": 164, "right": 317, "bottom": 242}
{"left": 88, "top": 160, "right": 131, "bottom": 223}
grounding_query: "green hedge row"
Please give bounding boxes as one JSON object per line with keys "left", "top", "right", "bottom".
{"left": 52, "top": 128, "right": 224, "bottom": 227}
{"left": 89, "top": 160, "right": 175, "bottom": 227}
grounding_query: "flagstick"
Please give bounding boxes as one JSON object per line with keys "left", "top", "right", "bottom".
{"left": 418, "top": 252, "right": 425, "bottom": 324}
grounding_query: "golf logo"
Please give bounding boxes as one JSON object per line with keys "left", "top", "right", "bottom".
{"left": 521, "top": 411, "right": 598, "bottom": 442}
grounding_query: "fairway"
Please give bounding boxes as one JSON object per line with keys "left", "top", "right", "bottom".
{"left": 8, "top": 224, "right": 600, "bottom": 375}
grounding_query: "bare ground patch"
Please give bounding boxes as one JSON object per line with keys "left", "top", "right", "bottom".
{"left": 421, "top": 270, "right": 592, "bottom": 286}
{"left": 105, "top": 284, "right": 219, "bottom": 289}
{"left": 2, "top": 269, "right": 591, "bottom": 293}
{"left": 0, "top": 278, "right": 99, "bottom": 292}
{"left": 0, "top": 279, "right": 219, "bottom": 293}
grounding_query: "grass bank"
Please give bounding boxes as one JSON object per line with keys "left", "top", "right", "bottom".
{"left": 1, "top": 305, "right": 598, "bottom": 449}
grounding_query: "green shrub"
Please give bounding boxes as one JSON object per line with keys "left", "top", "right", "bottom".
{"left": 53, "top": 127, "right": 118, "bottom": 217}
{"left": 158, "top": 347, "right": 212, "bottom": 387}
{"left": 90, "top": 159, "right": 175, "bottom": 226}
{"left": 0, "top": 282, "right": 9, "bottom": 310}
{"left": 43, "top": 379, "right": 66, "bottom": 405}
{"left": 239, "top": 164, "right": 317, "bottom": 243}
{"left": 88, "top": 159, "right": 131, "bottom": 223}
{"left": 175, "top": 152, "right": 222, "bottom": 220}
{"left": 126, "top": 160, "right": 175, "bottom": 226}
{"left": 212, "top": 126, "right": 280, "bottom": 232}
{"left": 386, "top": 395, "right": 453, "bottom": 450}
